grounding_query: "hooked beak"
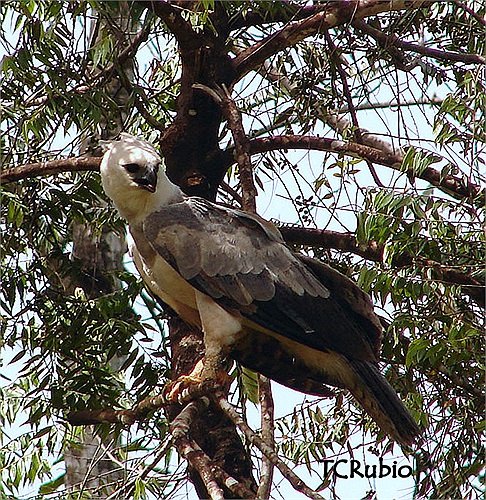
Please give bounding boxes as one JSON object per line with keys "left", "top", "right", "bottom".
{"left": 134, "top": 164, "right": 158, "bottom": 193}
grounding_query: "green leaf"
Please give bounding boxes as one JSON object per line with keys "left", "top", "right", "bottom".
{"left": 39, "top": 473, "right": 65, "bottom": 495}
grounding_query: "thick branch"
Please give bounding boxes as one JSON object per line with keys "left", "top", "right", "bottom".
{"left": 353, "top": 19, "right": 486, "bottom": 65}
{"left": 176, "top": 436, "right": 256, "bottom": 500}
{"left": 233, "top": 0, "right": 433, "bottom": 80}
{"left": 176, "top": 438, "right": 225, "bottom": 500}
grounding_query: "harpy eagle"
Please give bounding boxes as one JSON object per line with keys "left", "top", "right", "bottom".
{"left": 100, "top": 133, "right": 420, "bottom": 446}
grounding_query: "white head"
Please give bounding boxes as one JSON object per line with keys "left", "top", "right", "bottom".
{"left": 100, "top": 133, "right": 183, "bottom": 222}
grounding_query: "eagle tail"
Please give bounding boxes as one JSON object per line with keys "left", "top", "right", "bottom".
{"left": 348, "top": 360, "right": 421, "bottom": 446}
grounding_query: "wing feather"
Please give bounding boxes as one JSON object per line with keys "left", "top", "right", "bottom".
{"left": 143, "top": 197, "right": 379, "bottom": 362}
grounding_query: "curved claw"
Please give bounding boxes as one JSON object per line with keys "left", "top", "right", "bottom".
{"left": 164, "top": 358, "right": 232, "bottom": 403}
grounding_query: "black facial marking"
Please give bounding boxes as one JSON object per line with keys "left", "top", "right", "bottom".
{"left": 123, "top": 163, "right": 141, "bottom": 174}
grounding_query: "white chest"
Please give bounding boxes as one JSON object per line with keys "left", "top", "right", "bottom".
{"left": 129, "top": 240, "right": 244, "bottom": 350}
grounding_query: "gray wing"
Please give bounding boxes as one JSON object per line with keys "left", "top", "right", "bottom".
{"left": 143, "top": 197, "right": 380, "bottom": 362}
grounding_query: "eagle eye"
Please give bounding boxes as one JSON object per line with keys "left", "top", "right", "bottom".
{"left": 123, "top": 163, "right": 141, "bottom": 174}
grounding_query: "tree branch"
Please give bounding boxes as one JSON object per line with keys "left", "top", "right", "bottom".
{"left": 193, "top": 83, "right": 257, "bottom": 212}
{"left": 106, "top": 434, "right": 174, "bottom": 500}
{"left": 232, "top": 50, "right": 484, "bottom": 205}
{"left": 325, "top": 31, "right": 385, "bottom": 187}
{"left": 253, "top": 51, "right": 402, "bottom": 155}
{"left": 353, "top": 19, "right": 486, "bottom": 65}
{"left": 1, "top": 156, "right": 101, "bottom": 184}
{"left": 115, "top": 66, "right": 167, "bottom": 132}
{"left": 5, "top": 133, "right": 483, "bottom": 207}
{"left": 174, "top": 439, "right": 224, "bottom": 499}
{"left": 136, "top": 0, "right": 207, "bottom": 51}
{"left": 280, "top": 226, "right": 383, "bottom": 261}
{"left": 233, "top": 0, "right": 434, "bottom": 80}
{"left": 213, "top": 391, "right": 326, "bottom": 500}
{"left": 228, "top": 4, "right": 328, "bottom": 31}
{"left": 67, "top": 393, "right": 167, "bottom": 426}
{"left": 452, "top": 0, "right": 486, "bottom": 28}
{"left": 68, "top": 392, "right": 257, "bottom": 499}
{"left": 241, "top": 135, "right": 484, "bottom": 205}
{"left": 280, "top": 225, "right": 485, "bottom": 308}
{"left": 22, "top": 25, "right": 151, "bottom": 110}
{"left": 176, "top": 436, "right": 256, "bottom": 500}
{"left": 257, "top": 376, "right": 275, "bottom": 500}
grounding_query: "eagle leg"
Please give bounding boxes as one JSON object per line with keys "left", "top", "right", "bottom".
{"left": 164, "top": 355, "right": 231, "bottom": 403}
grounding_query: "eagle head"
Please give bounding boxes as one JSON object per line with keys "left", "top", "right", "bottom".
{"left": 100, "top": 133, "right": 183, "bottom": 221}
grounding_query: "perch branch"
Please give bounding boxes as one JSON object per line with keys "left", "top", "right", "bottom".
{"left": 67, "top": 393, "right": 167, "bottom": 425}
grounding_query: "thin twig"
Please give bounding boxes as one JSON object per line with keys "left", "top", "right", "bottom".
{"left": 22, "top": 25, "right": 152, "bottom": 110}
{"left": 325, "top": 31, "right": 385, "bottom": 188}
{"left": 106, "top": 434, "right": 174, "bottom": 500}
{"left": 116, "top": 67, "right": 167, "bottom": 132}
{"left": 213, "top": 391, "right": 326, "bottom": 500}
{"left": 220, "top": 180, "right": 243, "bottom": 206}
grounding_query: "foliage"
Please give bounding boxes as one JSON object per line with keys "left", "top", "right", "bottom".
{"left": 1, "top": 1, "right": 484, "bottom": 499}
